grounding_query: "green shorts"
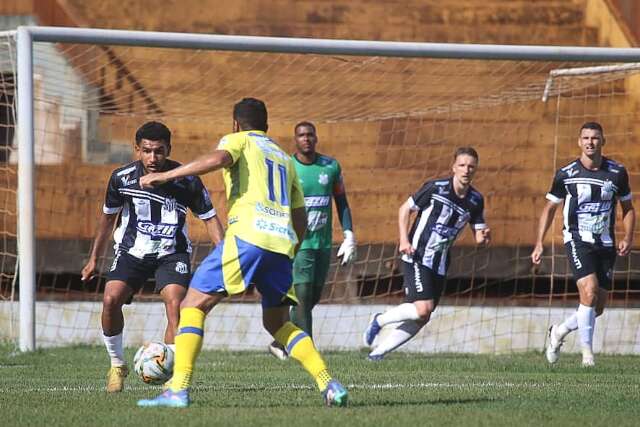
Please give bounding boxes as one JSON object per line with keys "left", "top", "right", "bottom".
{"left": 292, "top": 248, "right": 332, "bottom": 287}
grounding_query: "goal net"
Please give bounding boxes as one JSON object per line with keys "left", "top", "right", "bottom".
{"left": 1, "top": 30, "right": 639, "bottom": 353}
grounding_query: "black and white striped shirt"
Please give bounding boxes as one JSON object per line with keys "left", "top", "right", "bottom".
{"left": 547, "top": 157, "right": 632, "bottom": 247}
{"left": 402, "top": 177, "right": 487, "bottom": 276}
{"left": 103, "top": 160, "right": 216, "bottom": 259}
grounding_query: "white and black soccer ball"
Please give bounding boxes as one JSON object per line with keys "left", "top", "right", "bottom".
{"left": 133, "top": 342, "right": 174, "bottom": 385}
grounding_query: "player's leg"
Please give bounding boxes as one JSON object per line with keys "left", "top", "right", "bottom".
{"left": 367, "top": 298, "right": 434, "bottom": 360}
{"left": 290, "top": 249, "right": 330, "bottom": 337}
{"left": 159, "top": 284, "right": 187, "bottom": 345}
{"left": 364, "top": 261, "right": 441, "bottom": 355}
{"left": 102, "top": 252, "right": 149, "bottom": 392}
{"left": 102, "top": 280, "right": 133, "bottom": 372}
{"left": 289, "top": 249, "right": 315, "bottom": 335}
{"left": 155, "top": 253, "right": 192, "bottom": 346}
{"left": 576, "top": 273, "right": 599, "bottom": 366}
{"left": 258, "top": 246, "right": 347, "bottom": 407}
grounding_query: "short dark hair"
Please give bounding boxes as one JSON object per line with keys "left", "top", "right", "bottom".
{"left": 580, "top": 121, "right": 604, "bottom": 136}
{"left": 453, "top": 146, "right": 479, "bottom": 162}
{"left": 294, "top": 121, "right": 316, "bottom": 134}
{"left": 135, "top": 121, "right": 171, "bottom": 145}
{"left": 233, "top": 98, "right": 268, "bottom": 131}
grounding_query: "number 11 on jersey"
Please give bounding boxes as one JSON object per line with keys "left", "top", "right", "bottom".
{"left": 265, "top": 158, "right": 289, "bottom": 206}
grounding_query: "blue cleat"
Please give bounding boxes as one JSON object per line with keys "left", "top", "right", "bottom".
{"left": 363, "top": 313, "right": 382, "bottom": 347}
{"left": 137, "top": 389, "right": 190, "bottom": 408}
{"left": 367, "top": 353, "right": 384, "bottom": 362}
{"left": 322, "top": 380, "right": 348, "bottom": 407}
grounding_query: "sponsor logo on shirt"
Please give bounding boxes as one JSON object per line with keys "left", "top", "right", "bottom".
{"left": 569, "top": 240, "right": 583, "bottom": 269}
{"left": 137, "top": 222, "right": 178, "bottom": 238}
{"left": 432, "top": 223, "right": 458, "bottom": 238}
{"left": 304, "top": 196, "right": 331, "bottom": 208}
{"left": 576, "top": 201, "right": 611, "bottom": 214}
{"left": 121, "top": 175, "right": 137, "bottom": 186}
{"left": 256, "top": 202, "right": 289, "bottom": 218}
{"left": 255, "top": 218, "right": 296, "bottom": 241}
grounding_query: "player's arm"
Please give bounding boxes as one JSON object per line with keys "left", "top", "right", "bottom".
{"left": 398, "top": 199, "right": 415, "bottom": 256}
{"left": 81, "top": 212, "right": 118, "bottom": 282}
{"left": 203, "top": 216, "right": 225, "bottom": 245}
{"left": 333, "top": 171, "right": 356, "bottom": 265}
{"left": 292, "top": 207, "right": 307, "bottom": 255}
{"left": 473, "top": 227, "right": 491, "bottom": 246}
{"left": 470, "top": 196, "right": 490, "bottom": 246}
{"left": 618, "top": 199, "right": 635, "bottom": 256}
{"left": 140, "top": 150, "right": 233, "bottom": 189}
{"left": 531, "top": 200, "right": 559, "bottom": 265}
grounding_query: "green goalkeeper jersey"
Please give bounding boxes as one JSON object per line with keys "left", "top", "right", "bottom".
{"left": 293, "top": 153, "right": 345, "bottom": 250}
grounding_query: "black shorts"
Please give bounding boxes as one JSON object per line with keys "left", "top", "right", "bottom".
{"left": 402, "top": 260, "right": 445, "bottom": 305}
{"left": 564, "top": 240, "right": 616, "bottom": 290}
{"left": 106, "top": 251, "right": 192, "bottom": 298}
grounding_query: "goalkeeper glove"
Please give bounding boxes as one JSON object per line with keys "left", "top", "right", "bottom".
{"left": 337, "top": 230, "right": 357, "bottom": 265}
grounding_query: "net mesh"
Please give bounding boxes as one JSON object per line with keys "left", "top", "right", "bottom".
{"left": 1, "top": 33, "right": 639, "bottom": 352}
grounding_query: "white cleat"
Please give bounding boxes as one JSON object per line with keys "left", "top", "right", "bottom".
{"left": 545, "top": 325, "right": 564, "bottom": 364}
{"left": 581, "top": 349, "right": 595, "bottom": 367}
{"left": 268, "top": 340, "right": 288, "bottom": 361}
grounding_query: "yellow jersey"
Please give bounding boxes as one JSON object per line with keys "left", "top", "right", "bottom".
{"left": 217, "top": 130, "right": 305, "bottom": 258}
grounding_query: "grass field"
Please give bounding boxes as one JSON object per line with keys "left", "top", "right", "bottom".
{"left": 0, "top": 344, "right": 638, "bottom": 426}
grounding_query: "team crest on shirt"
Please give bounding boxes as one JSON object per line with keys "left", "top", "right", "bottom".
{"left": 602, "top": 180, "right": 614, "bottom": 199}
{"left": 175, "top": 261, "right": 188, "bottom": 274}
{"left": 437, "top": 186, "right": 449, "bottom": 195}
{"left": 163, "top": 197, "right": 177, "bottom": 212}
{"left": 318, "top": 173, "right": 329, "bottom": 185}
{"left": 455, "top": 212, "right": 471, "bottom": 227}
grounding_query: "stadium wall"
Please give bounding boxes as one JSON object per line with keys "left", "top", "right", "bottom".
{"left": 1, "top": 301, "right": 638, "bottom": 354}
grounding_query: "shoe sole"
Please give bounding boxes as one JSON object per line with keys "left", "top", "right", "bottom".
{"left": 362, "top": 314, "right": 380, "bottom": 347}
{"left": 137, "top": 399, "right": 189, "bottom": 408}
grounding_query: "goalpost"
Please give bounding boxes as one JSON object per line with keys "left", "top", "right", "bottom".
{"left": 4, "top": 26, "right": 640, "bottom": 352}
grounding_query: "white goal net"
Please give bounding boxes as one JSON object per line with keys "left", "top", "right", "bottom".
{"left": 1, "top": 29, "right": 639, "bottom": 353}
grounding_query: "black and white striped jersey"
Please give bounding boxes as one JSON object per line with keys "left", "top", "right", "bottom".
{"left": 547, "top": 157, "right": 632, "bottom": 247}
{"left": 402, "top": 177, "right": 487, "bottom": 276}
{"left": 103, "top": 160, "right": 216, "bottom": 259}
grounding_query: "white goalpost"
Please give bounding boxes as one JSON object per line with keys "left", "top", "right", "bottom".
{"left": 6, "top": 26, "right": 640, "bottom": 353}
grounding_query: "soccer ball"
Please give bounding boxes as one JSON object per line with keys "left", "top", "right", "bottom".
{"left": 133, "top": 342, "right": 174, "bottom": 385}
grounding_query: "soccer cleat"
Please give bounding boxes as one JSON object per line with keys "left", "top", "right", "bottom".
{"left": 367, "top": 353, "right": 384, "bottom": 362}
{"left": 322, "top": 380, "right": 348, "bottom": 407}
{"left": 363, "top": 313, "right": 382, "bottom": 347}
{"left": 106, "top": 365, "right": 129, "bottom": 393}
{"left": 268, "top": 340, "right": 289, "bottom": 361}
{"left": 137, "top": 389, "right": 190, "bottom": 408}
{"left": 545, "top": 325, "right": 564, "bottom": 364}
{"left": 581, "top": 349, "right": 595, "bottom": 367}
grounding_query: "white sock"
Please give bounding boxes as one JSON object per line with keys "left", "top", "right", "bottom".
{"left": 102, "top": 332, "right": 126, "bottom": 367}
{"left": 369, "top": 320, "right": 424, "bottom": 357}
{"left": 576, "top": 304, "right": 596, "bottom": 352}
{"left": 557, "top": 312, "right": 578, "bottom": 338}
{"left": 377, "top": 303, "right": 420, "bottom": 327}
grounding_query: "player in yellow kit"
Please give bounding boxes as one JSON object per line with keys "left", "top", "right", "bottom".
{"left": 136, "top": 98, "right": 347, "bottom": 408}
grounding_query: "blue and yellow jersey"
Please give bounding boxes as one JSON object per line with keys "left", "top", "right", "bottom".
{"left": 217, "top": 130, "right": 305, "bottom": 258}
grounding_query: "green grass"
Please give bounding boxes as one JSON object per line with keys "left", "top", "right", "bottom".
{"left": 0, "top": 344, "right": 638, "bottom": 426}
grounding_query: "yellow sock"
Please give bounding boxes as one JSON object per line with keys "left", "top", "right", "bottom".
{"left": 170, "top": 307, "right": 205, "bottom": 392}
{"left": 274, "top": 321, "right": 332, "bottom": 391}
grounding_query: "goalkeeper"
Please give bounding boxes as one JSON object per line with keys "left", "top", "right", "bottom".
{"left": 269, "top": 121, "right": 356, "bottom": 360}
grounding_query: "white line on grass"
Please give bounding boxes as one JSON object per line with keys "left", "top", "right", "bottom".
{"left": 0, "top": 381, "right": 574, "bottom": 393}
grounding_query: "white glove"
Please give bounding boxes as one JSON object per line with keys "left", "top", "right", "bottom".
{"left": 337, "top": 230, "right": 357, "bottom": 265}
